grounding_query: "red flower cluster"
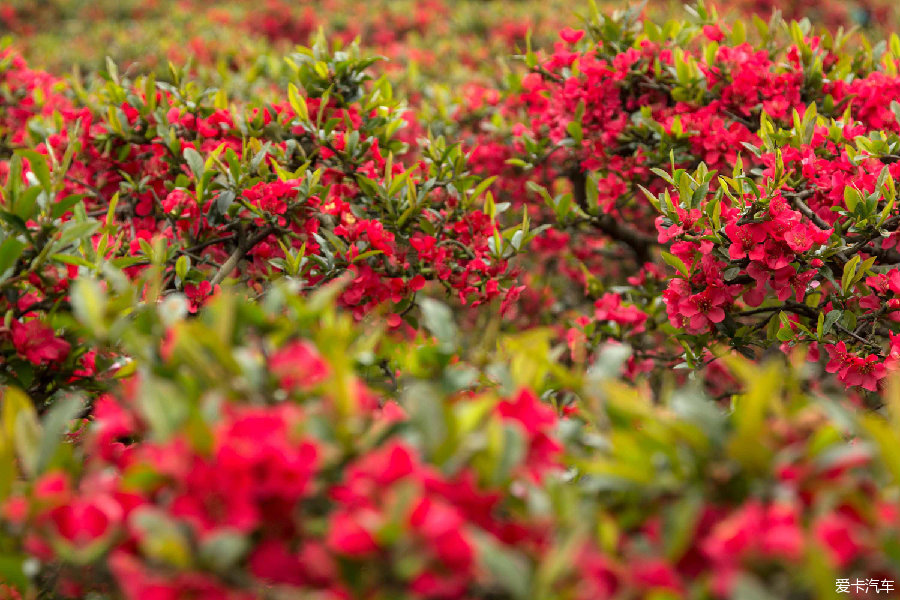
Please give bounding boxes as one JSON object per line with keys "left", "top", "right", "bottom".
{"left": 0, "top": 42, "right": 529, "bottom": 399}
{"left": 458, "top": 5, "right": 900, "bottom": 395}
{"left": 3, "top": 331, "right": 570, "bottom": 599}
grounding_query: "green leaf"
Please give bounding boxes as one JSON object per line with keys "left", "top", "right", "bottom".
{"left": 727, "top": 362, "right": 779, "bottom": 472}
{"left": 473, "top": 533, "right": 532, "bottom": 600}
{"left": 109, "top": 256, "right": 146, "bottom": 268}
{"left": 51, "top": 253, "right": 95, "bottom": 268}
{"left": 175, "top": 255, "right": 190, "bottom": 281}
{"left": 215, "top": 190, "right": 235, "bottom": 214}
{"left": 822, "top": 309, "right": 842, "bottom": 336}
{"left": 16, "top": 150, "right": 51, "bottom": 192}
{"left": 403, "top": 381, "right": 448, "bottom": 453}
{"left": 13, "top": 400, "right": 41, "bottom": 478}
{"left": 0, "top": 435, "right": 14, "bottom": 501}
{"left": 732, "top": 575, "right": 781, "bottom": 600}
{"left": 0, "top": 211, "right": 32, "bottom": 239}
{"left": 132, "top": 507, "right": 193, "bottom": 569}
{"left": 419, "top": 298, "right": 458, "bottom": 351}
{"left": 469, "top": 176, "right": 497, "bottom": 204}
{"left": 776, "top": 325, "right": 794, "bottom": 342}
{"left": 57, "top": 220, "right": 100, "bottom": 249}
{"left": 0, "top": 237, "right": 26, "bottom": 278}
{"left": 661, "top": 251, "right": 690, "bottom": 277}
{"left": 566, "top": 119, "right": 583, "bottom": 145}
{"left": 638, "top": 185, "right": 662, "bottom": 212}
{"left": 138, "top": 377, "right": 188, "bottom": 440}
{"left": 0, "top": 554, "right": 29, "bottom": 591}
{"left": 841, "top": 254, "right": 860, "bottom": 294}
{"left": 844, "top": 186, "right": 861, "bottom": 212}
{"left": 350, "top": 249, "right": 383, "bottom": 263}
{"left": 50, "top": 194, "right": 85, "bottom": 220}
{"left": 525, "top": 181, "right": 554, "bottom": 208}
{"left": 14, "top": 186, "right": 41, "bottom": 221}
{"left": 183, "top": 147, "right": 205, "bottom": 181}
{"left": 36, "top": 394, "right": 83, "bottom": 474}
{"left": 664, "top": 490, "right": 703, "bottom": 560}
{"left": 879, "top": 193, "right": 896, "bottom": 227}
{"left": 355, "top": 174, "right": 380, "bottom": 198}
{"left": 493, "top": 423, "right": 526, "bottom": 484}
{"left": 588, "top": 344, "right": 633, "bottom": 381}
{"left": 106, "top": 192, "right": 119, "bottom": 226}
{"left": 650, "top": 168, "right": 676, "bottom": 187}
{"left": 288, "top": 83, "right": 309, "bottom": 121}
{"left": 199, "top": 530, "right": 249, "bottom": 572}
{"left": 72, "top": 277, "right": 108, "bottom": 335}
{"left": 320, "top": 229, "right": 349, "bottom": 255}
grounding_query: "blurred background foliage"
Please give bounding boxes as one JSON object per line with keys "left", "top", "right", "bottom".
{"left": 2, "top": 0, "right": 896, "bottom": 93}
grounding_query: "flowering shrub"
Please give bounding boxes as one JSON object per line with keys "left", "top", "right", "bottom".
{"left": 0, "top": 36, "right": 536, "bottom": 403}
{"left": 1, "top": 278, "right": 900, "bottom": 598}
{"left": 462, "top": 2, "right": 900, "bottom": 400}
{"left": 2, "top": 1, "right": 900, "bottom": 599}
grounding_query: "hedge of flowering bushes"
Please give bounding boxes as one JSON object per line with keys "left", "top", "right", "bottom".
{"left": 7, "top": 276, "right": 900, "bottom": 599}
{"left": 3, "top": 0, "right": 900, "bottom": 598}
{"left": 459, "top": 2, "right": 900, "bottom": 401}
{"left": 0, "top": 34, "right": 540, "bottom": 405}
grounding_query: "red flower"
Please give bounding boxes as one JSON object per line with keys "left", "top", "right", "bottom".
{"left": 497, "top": 389, "right": 556, "bottom": 435}
{"left": 184, "top": 280, "right": 218, "bottom": 313}
{"left": 702, "top": 24, "right": 724, "bottom": 42}
{"left": 409, "top": 496, "right": 473, "bottom": 569}
{"left": 409, "top": 570, "right": 469, "bottom": 599}
{"left": 0, "top": 585, "right": 22, "bottom": 600}
{"left": 760, "top": 502, "right": 803, "bottom": 561}
{"left": 497, "top": 389, "right": 562, "bottom": 479}
{"left": 352, "top": 442, "right": 416, "bottom": 487}
{"left": 33, "top": 471, "right": 71, "bottom": 504}
{"left": 702, "top": 501, "right": 762, "bottom": 564}
{"left": 269, "top": 340, "right": 330, "bottom": 391}
{"left": 594, "top": 292, "right": 647, "bottom": 332}
{"left": 248, "top": 539, "right": 304, "bottom": 585}
{"left": 771, "top": 266, "right": 816, "bottom": 302}
{"left": 559, "top": 28, "right": 585, "bottom": 44}
{"left": 11, "top": 319, "right": 70, "bottom": 365}
{"left": 724, "top": 222, "right": 765, "bottom": 260}
{"left": 44, "top": 494, "right": 122, "bottom": 546}
{"left": 326, "top": 511, "right": 379, "bottom": 557}
{"left": 677, "top": 289, "right": 729, "bottom": 331}
{"left": 168, "top": 463, "right": 260, "bottom": 535}
{"left": 844, "top": 354, "right": 887, "bottom": 392}
{"left": 814, "top": 512, "right": 864, "bottom": 567}
{"left": 825, "top": 342, "right": 854, "bottom": 379}
{"left": 629, "top": 559, "right": 683, "bottom": 594}
{"left": 826, "top": 344, "right": 887, "bottom": 391}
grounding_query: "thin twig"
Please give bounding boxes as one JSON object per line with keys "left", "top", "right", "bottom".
{"left": 210, "top": 225, "right": 275, "bottom": 286}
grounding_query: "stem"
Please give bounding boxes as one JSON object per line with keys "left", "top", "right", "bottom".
{"left": 210, "top": 225, "right": 275, "bottom": 286}
{"left": 569, "top": 167, "right": 657, "bottom": 263}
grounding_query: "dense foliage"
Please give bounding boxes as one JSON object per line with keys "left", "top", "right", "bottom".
{"left": 2, "top": 1, "right": 900, "bottom": 599}
{"left": 469, "top": 3, "right": 900, "bottom": 402}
